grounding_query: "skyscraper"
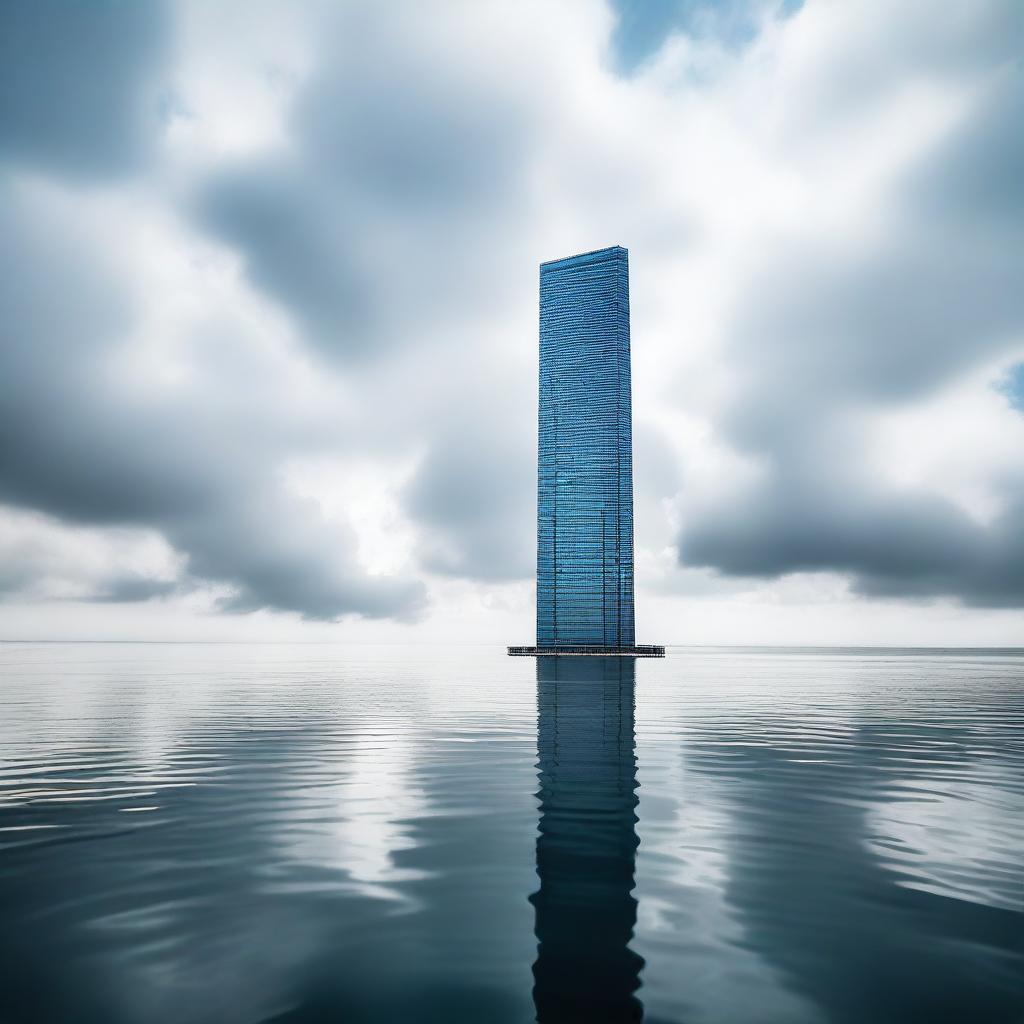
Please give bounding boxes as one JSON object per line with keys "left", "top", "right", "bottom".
{"left": 510, "top": 246, "right": 663, "bottom": 657}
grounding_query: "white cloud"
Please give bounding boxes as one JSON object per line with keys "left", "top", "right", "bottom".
{"left": 0, "top": 507, "right": 181, "bottom": 602}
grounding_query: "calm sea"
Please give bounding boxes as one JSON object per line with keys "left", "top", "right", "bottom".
{"left": 0, "top": 644, "right": 1021, "bottom": 1023}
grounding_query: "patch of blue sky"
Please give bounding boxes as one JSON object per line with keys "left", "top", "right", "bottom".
{"left": 998, "top": 362, "right": 1024, "bottom": 412}
{"left": 608, "top": 0, "right": 804, "bottom": 73}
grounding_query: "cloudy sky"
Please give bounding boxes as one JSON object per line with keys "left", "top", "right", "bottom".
{"left": 1, "top": 0, "right": 1022, "bottom": 645}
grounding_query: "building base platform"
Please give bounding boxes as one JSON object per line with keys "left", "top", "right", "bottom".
{"left": 508, "top": 645, "right": 664, "bottom": 657}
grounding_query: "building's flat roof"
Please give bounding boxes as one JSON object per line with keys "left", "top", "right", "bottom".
{"left": 540, "top": 245, "right": 627, "bottom": 270}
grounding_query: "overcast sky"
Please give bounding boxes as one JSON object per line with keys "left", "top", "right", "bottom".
{"left": 1, "top": 0, "right": 1022, "bottom": 645}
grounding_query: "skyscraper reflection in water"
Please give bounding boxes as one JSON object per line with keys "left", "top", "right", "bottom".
{"left": 531, "top": 657, "right": 644, "bottom": 1022}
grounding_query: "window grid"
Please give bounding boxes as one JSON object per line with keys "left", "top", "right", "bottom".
{"left": 536, "top": 246, "right": 635, "bottom": 649}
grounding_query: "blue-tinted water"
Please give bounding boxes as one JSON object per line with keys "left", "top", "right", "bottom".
{"left": 0, "top": 644, "right": 1021, "bottom": 1023}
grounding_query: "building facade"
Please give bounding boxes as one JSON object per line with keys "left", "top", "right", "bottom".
{"left": 536, "top": 246, "right": 635, "bottom": 650}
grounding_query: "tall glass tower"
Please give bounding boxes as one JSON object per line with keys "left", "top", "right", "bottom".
{"left": 510, "top": 246, "right": 662, "bottom": 657}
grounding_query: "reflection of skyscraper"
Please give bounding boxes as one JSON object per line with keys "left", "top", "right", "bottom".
{"left": 510, "top": 247, "right": 662, "bottom": 657}
{"left": 531, "top": 657, "right": 644, "bottom": 1022}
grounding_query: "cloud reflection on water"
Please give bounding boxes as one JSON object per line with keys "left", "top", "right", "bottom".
{"left": 0, "top": 645, "right": 1021, "bottom": 1022}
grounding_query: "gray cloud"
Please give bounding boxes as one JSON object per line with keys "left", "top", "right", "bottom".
{"left": 403, "top": 377, "right": 535, "bottom": 582}
{"left": 0, "top": 0, "right": 171, "bottom": 179}
{"left": 190, "top": 5, "right": 548, "bottom": 587}
{"left": 196, "top": 164, "right": 379, "bottom": 358}
{"left": 194, "top": 7, "right": 534, "bottom": 365}
{"left": 293, "top": 15, "right": 526, "bottom": 212}
{"left": 0, "top": 184, "right": 425, "bottom": 621}
{"left": 681, "top": 466, "right": 1024, "bottom": 607}
{"left": 730, "top": 78, "right": 1024, "bottom": 421}
{"left": 911, "top": 62, "right": 1024, "bottom": 231}
{"left": 678, "top": 46, "right": 1024, "bottom": 605}
{"left": 0, "top": 507, "right": 180, "bottom": 605}
{"left": 89, "top": 577, "right": 181, "bottom": 603}
{"left": 771, "top": 1, "right": 1023, "bottom": 147}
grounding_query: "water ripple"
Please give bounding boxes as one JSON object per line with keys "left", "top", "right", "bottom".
{"left": 0, "top": 643, "right": 1021, "bottom": 1023}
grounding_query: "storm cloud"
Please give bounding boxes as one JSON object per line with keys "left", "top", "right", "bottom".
{"left": 0, "top": 0, "right": 171, "bottom": 178}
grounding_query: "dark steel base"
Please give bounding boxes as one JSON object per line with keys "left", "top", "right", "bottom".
{"left": 508, "top": 645, "right": 665, "bottom": 657}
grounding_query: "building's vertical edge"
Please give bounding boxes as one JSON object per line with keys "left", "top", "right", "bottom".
{"left": 617, "top": 250, "right": 635, "bottom": 646}
{"left": 537, "top": 262, "right": 554, "bottom": 648}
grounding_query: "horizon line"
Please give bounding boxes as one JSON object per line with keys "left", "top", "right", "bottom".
{"left": 2, "top": 640, "right": 1023, "bottom": 652}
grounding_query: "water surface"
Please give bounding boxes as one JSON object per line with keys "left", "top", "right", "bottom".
{"left": 0, "top": 644, "right": 1021, "bottom": 1023}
